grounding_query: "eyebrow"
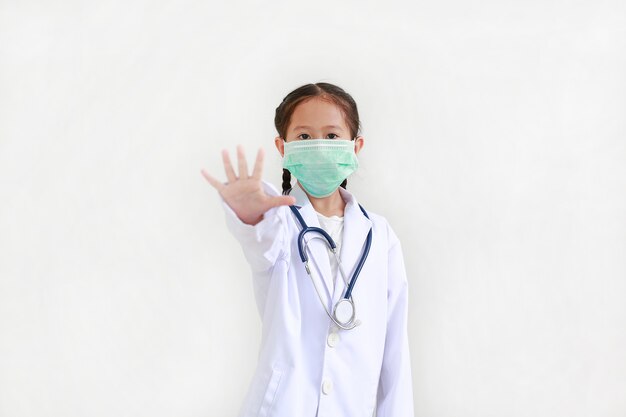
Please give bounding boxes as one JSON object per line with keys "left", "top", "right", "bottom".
{"left": 292, "top": 125, "right": 344, "bottom": 130}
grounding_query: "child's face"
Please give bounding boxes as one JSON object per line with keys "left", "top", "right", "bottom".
{"left": 275, "top": 96, "right": 364, "bottom": 157}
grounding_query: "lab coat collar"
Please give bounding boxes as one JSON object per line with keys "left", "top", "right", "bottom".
{"left": 287, "top": 181, "right": 373, "bottom": 312}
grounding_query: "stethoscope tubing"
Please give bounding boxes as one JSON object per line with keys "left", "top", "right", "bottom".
{"left": 289, "top": 203, "right": 371, "bottom": 300}
{"left": 302, "top": 234, "right": 360, "bottom": 330}
{"left": 344, "top": 207, "right": 372, "bottom": 299}
{"left": 286, "top": 197, "right": 372, "bottom": 330}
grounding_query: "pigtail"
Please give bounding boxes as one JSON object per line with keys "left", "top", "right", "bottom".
{"left": 282, "top": 169, "right": 292, "bottom": 195}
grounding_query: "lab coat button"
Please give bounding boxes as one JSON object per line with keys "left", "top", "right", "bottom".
{"left": 322, "top": 379, "right": 333, "bottom": 395}
{"left": 327, "top": 332, "right": 339, "bottom": 347}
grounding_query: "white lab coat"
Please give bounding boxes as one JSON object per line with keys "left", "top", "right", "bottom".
{"left": 219, "top": 179, "right": 414, "bottom": 417}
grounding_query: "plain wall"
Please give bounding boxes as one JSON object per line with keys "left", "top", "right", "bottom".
{"left": 1, "top": 0, "right": 625, "bottom": 416}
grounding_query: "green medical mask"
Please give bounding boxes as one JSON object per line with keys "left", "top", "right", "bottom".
{"left": 282, "top": 138, "right": 359, "bottom": 198}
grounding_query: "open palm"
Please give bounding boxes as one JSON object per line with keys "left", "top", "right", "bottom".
{"left": 201, "top": 144, "right": 296, "bottom": 225}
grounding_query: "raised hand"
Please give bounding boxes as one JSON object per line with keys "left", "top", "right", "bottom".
{"left": 201, "top": 144, "right": 296, "bottom": 225}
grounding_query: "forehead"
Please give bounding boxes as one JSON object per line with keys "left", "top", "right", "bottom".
{"left": 288, "top": 97, "right": 348, "bottom": 131}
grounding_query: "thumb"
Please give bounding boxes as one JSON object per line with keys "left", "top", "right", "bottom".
{"left": 268, "top": 195, "right": 296, "bottom": 208}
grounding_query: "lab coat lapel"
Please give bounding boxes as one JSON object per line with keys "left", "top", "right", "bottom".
{"left": 289, "top": 184, "right": 335, "bottom": 305}
{"left": 330, "top": 186, "right": 373, "bottom": 308}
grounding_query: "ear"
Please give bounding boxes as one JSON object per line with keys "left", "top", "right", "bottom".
{"left": 354, "top": 136, "right": 365, "bottom": 155}
{"left": 275, "top": 136, "right": 285, "bottom": 157}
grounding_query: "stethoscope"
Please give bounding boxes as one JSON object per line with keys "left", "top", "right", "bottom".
{"left": 285, "top": 188, "right": 373, "bottom": 330}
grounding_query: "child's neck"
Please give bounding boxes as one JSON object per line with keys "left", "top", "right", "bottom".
{"left": 297, "top": 182, "right": 346, "bottom": 217}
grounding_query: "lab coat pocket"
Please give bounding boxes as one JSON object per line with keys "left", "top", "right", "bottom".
{"left": 257, "top": 361, "right": 286, "bottom": 417}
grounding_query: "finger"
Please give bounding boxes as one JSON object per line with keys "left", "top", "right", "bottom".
{"left": 200, "top": 169, "right": 225, "bottom": 191}
{"left": 251, "top": 147, "right": 264, "bottom": 179}
{"left": 221, "top": 149, "right": 238, "bottom": 183}
{"left": 268, "top": 195, "right": 296, "bottom": 208}
{"left": 237, "top": 144, "right": 249, "bottom": 178}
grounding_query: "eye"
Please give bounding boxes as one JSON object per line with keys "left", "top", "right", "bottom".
{"left": 297, "top": 133, "right": 311, "bottom": 140}
{"left": 327, "top": 133, "right": 339, "bottom": 139}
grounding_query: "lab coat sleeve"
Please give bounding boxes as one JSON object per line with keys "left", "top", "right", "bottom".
{"left": 376, "top": 226, "right": 415, "bottom": 416}
{"left": 218, "top": 180, "right": 288, "bottom": 274}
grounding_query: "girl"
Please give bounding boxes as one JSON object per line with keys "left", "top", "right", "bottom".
{"left": 201, "top": 82, "right": 414, "bottom": 417}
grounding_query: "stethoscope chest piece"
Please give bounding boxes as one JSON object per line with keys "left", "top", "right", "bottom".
{"left": 333, "top": 298, "right": 355, "bottom": 325}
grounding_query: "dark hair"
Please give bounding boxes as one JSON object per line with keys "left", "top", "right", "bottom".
{"left": 274, "top": 82, "right": 362, "bottom": 195}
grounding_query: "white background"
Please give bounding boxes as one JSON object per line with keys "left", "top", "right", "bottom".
{"left": 1, "top": 0, "right": 625, "bottom": 416}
